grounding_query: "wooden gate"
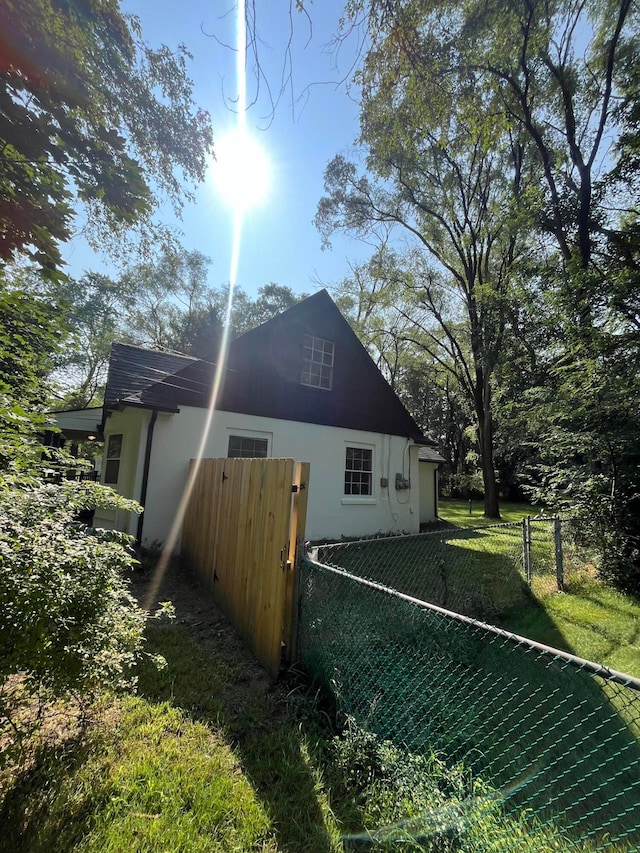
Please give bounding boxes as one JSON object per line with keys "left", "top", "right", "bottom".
{"left": 181, "top": 457, "right": 309, "bottom": 678}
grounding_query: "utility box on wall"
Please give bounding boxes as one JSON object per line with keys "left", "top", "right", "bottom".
{"left": 395, "top": 473, "right": 411, "bottom": 490}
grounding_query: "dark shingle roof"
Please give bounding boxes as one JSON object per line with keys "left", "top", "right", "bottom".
{"left": 418, "top": 446, "right": 445, "bottom": 463}
{"left": 104, "top": 343, "right": 197, "bottom": 410}
{"left": 103, "top": 292, "right": 433, "bottom": 443}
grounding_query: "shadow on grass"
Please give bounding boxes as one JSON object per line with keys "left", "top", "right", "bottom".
{"left": 319, "top": 527, "right": 537, "bottom": 621}
{"left": 299, "top": 559, "right": 640, "bottom": 850}
{"left": 0, "top": 727, "right": 103, "bottom": 853}
{"left": 136, "top": 620, "right": 339, "bottom": 852}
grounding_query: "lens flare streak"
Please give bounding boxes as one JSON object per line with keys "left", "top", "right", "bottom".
{"left": 144, "top": 3, "right": 248, "bottom": 610}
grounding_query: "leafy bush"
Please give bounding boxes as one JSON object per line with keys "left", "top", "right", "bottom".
{"left": 577, "top": 488, "right": 640, "bottom": 597}
{"left": 326, "top": 719, "right": 577, "bottom": 851}
{"left": 0, "top": 478, "right": 146, "bottom": 756}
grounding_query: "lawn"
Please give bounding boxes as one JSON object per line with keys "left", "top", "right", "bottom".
{"left": 319, "top": 499, "right": 640, "bottom": 677}
{"left": 437, "top": 497, "right": 547, "bottom": 527}
{"left": 0, "top": 560, "right": 616, "bottom": 853}
{"left": 438, "top": 499, "right": 640, "bottom": 677}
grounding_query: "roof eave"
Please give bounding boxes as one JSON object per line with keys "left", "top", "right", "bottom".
{"left": 105, "top": 399, "right": 180, "bottom": 415}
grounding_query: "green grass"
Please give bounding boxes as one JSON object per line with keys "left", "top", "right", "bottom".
{"left": 501, "top": 577, "right": 640, "bottom": 676}
{"left": 318, "top": 527, "right": 530, "bottom": 620}
{"left": 0, "top": 623, "right": 341, "bottom": 853}
{"left": 2, "top": 548, "right": 637, "bottom": 853}
{"left": 0, "top": 698, "right": 276, "bottom": 852}
{"left": 300, "top": 558, "right": 640, "bottom": 852}
{"left": 436, "top": 499, "right": 640, "bottom": 677}
{"left": 2, "top": 608, "right": 618, "bottom": 852}
{"left": 438, "top": 498, "right": 545, "bottom": 527}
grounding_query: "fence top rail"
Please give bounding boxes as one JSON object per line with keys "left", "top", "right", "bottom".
{"left": 315, "top": 514, "right": 581, "bottom": 552}
{"left": 304, "top": 553, "right": 640, "bottom": 693}
{"left": 317, "top": 520, "right": 525, "bottom": 551}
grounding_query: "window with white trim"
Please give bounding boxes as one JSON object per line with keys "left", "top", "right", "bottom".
{"left": 104, "top": 433, "right": 122, "bottom": 485}
{"left": 344, "top": 446, "right": 373, "bottom": 496}
{"left": 300, "top": 334, "right": 334, "bottom": 390}
{"left": 228, "top": 435, "right": 269, "bottom": 458}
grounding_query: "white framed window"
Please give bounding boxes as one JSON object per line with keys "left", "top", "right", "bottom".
{"left": 104, "top": 433, "right": 123, "bottom": 485}
{"left": 344, "top": 445, "right": 373, "bottom": 496}
{"left": 301, "top": 334, "right": 334, "bottom": 390}
{"left": 227, "top": 431, "right": 270, "bottom": 458}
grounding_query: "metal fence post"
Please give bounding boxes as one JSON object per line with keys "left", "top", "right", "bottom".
{"left": 554, "top": 515, "right": 564, "bottom": 592}
{"left": 522, "top": 517, "right": 531, "bottom": 586}
{"left": 527, "top": 515, "right": 532, "bottom": 585}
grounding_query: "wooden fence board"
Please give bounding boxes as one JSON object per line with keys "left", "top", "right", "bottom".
{"left": 283, "top": 462, "right": 310, "bottom": 663}
{"left": 182, "top": 457, "right": 307, "bottom": 679}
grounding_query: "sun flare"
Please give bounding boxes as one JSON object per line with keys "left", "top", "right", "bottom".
{"left": 212, "top": 128, "right": 271, "bottom": 211}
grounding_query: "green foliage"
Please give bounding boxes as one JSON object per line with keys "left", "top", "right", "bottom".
{"left": 0, "top": 268, "right": 149, "bottom": 761}
{"left": 523, "top": 337, "right": 640, "bottom": 595}
{"left": 327, "top": 719, "right": 582, "bottom": 852}
{"left": 53, "top": 272, "right": 132, "bottom": 408}
{"left": 0, "top": 480, "right": 145, "bottom": 753}
{"left": 0, "top": 0, "right": 213, "bottom": 272}
{"left": 20, "top": 247, "right": 305, "bottom": 406}
{"left": 0, "top": 277, "right": 65, "bottom": 467}
{"left": 0, "top": 287, "right": 60, "bottom": 403}
{"left": 232, "top": 282, "right": 306, "bottom": 336}
{"left": 316, "top": 7, "right": 537, "bottom": 516}
{"left": 331, "top": 0, "right": 640, "bottom": 533}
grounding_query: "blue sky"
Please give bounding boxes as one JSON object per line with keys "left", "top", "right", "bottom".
{"left": 62, "top": 1, "right": 369, "bottom": 298}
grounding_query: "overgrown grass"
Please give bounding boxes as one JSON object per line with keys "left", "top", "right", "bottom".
{"left": 0, "top": 624, "right": 339, "bottom": 853}
{"left": 2, "top": 605, "right": 616, "bottom": 852}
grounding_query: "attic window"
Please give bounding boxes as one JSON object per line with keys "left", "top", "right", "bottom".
{"left": 300, "top": 334, "right": 334, "bottom": 390}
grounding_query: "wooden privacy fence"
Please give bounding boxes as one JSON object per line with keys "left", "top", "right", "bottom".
{"left": 181, "top": 457, "right": 309, "bottom": 678}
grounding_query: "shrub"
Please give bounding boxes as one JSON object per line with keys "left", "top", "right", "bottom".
{"left": 582, "top": 489, "right": 640, "bottom": 596}
{"left": 0, "top": 478, "right": 146, "bottom": 757}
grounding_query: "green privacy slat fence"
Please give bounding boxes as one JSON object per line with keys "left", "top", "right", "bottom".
{"left": 299, "top": 554, "right": 640, "bottom": 851}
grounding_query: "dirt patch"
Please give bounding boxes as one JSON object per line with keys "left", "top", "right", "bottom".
{"left": 128, "top": 557, "right": 277, "bottom": 711}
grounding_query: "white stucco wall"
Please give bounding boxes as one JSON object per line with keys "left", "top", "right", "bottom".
{"left": 123, "top": 406, "right": 424, "bottom": 547}
{"left": 419, "top": 460, "right": 439, "bottom": 525}
{"left": 95, "top": 408, "right": 150, "bottom": 536}
{"left": 98, "top": 405, "right": 441, "bottom": 547}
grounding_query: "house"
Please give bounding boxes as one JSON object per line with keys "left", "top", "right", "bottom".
{"left": 84, "top": 290, "right": 442, "bottom": 545}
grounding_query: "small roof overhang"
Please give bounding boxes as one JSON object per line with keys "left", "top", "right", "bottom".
{"left": 418, "top": 446, "right": 445, "bottom": 463}
{"left": 48, "top": 407, "right": 103, "bottom": 442}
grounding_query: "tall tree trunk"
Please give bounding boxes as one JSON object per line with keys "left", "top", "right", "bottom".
{"left": 476, "top": 394, "right": 501, "bottom": 519}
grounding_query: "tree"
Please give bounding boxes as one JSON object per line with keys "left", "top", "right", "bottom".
{"left": 44, "top": 250, "right": 222, "bottom": 406}
{"left": 316, "top": 31, "right": 531, "bottom": 515}
{"left": 0, "top": 269, "right": 150, "bottom": 758}
{"left": 232, "top": 283, "right": 305, "bottom": 336}
{"left": 0, "top": 0, "right": 213, "bottom": 274}
{"left": 356, "top": 0, "right": 638, "bottom": 272}
{"left": 37, "top": 250, "right": 304, "bottom": 405}
{"left": 54, "top": 272, "right": 136, "bottom": 408}
{"left": 332, "top": 252, "right": 475, "bottom": 486}
{"left": 119, "top": 250, "right": 223, "bottom": 360}
{"left": 0, "top": 271, "right": 64, "bottom": 467}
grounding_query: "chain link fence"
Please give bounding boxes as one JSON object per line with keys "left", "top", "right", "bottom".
{"left": 315, "top": 517, "right": 591, "bottom": 621}
{"left": 298, "top": 555, "right": 640, "bottom": 851}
